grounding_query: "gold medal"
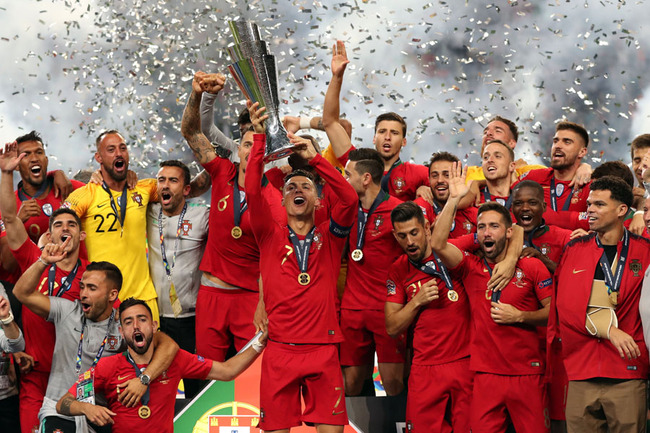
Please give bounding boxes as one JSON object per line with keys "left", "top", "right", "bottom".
{"left": 351, "top": 249, "right": 363, "bottom": 262}
{"left": 298, "top": 272, "right": 311, "bottom": 285}
{"left": 231, "top": 226, "right": 243, "bottom": 239}
{"left": 447, "top": 290, "right": 459, "bottom": 302}
{"left": 609, "top": 291, "right": 618, "bottom": 306}
{"left": 138, "top": 405, "right": 151, "bottom": 419}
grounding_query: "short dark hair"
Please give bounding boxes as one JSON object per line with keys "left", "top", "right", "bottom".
{"left": 590, "top": 175, "right": 633, "bottom": 209}
{"left": 159, "top": 160, "right": 191, "bottom": 186}
{"left": 15, "top": 130, "right": 44, "bottom": 147}
{"left": 374, "top": 112, "right": 406, "bottom": 136}
{"left": 512, "top": 180, "right": 544, "bottom": 200}
{"left": 592, "top": 161, "right": 634, "bottom": 189}
{"left": 631, "top": 134, "right": 650, "bottom": 161}
{"left": 556, "top": 121, "right": 589, "bottom": 148}
{"left": 118, "top": 297, "right": 152, "bottom": 322}
{"left": 86, "top": 261, "right": 123, "bottom": 292}
{"left": 237, "top": 108, "right": 251, "bottom": 127}
{"left": 488, "top": 116, "right": 518, "bottom": 142}
{"left": 348, "top": 148, "right": 384, "bottom": 185}
{"left": 391, "top": 201, "right": 425, "bottom": 227}
{"left": 284, "top": 168, "right": 316, "bottom": 185}
{"left": 95, "top": 129, "right": 121, "bottom": 148}
{"left": 429, "top": 151, "right": 459, "bottom": 167}
{"left": 477, "top": 201, "right": 512, "bottom": 227}
{"left": 483, "top": 139, "right": 515, "bottom": 162}
{"left": 49, "top": 208, "right": 82, "bottom": 232}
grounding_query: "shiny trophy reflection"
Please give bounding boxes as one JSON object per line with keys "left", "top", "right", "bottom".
{"left": 226, "top": 20, "right": 293, "bottom": 161}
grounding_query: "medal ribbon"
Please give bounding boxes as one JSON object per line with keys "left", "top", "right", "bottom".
{"left": 432, "top": 200, "right": 442, "bottom": 215}
{"left": 482, "top": 187, "right": 513, "bottom": 210}
{"left": 409, "top": 252, "right": 453, "bottom": 291}
{"left": 595, "top": 230, "right": 630, "bottom": 297}
{"left": 483, "top": 259, "right": 502, "bottom": 303}
{"left": 380, "top": 159, "right": 402, "bottom": 193}
{"left": 523, "top": 220, "right": 550, "bottom": 252}
{"left": 550, "top": 178, "right": 574, "bottom": 211}
{"left": 48, "top": 260, "right": 81, "bottom": 297}
{"left": 124, "top": 351, "right": 150, "bottom": 406}
{"left": 158, "top": 203, "right": 187, "bottom": 278}
{"left": 76, "top": 310, "right": 116, "bottom": 374}
{"left": 355, "top": 191, "right": 388, "bottom": 252}
{"left": 232, "top": 174, "right": 248, "bottom": 228}
{"left": 101, "top": 182, "right": 128, "bottom": 233}
{"left": 287, "top": 226, "right": 316, "bottom": 275}
{"left": 17, "top": 177, "right": 51, "bottom": 201}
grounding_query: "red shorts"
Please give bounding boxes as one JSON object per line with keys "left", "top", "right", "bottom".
{"left": 19, "top": 369, "right": 49, "bottom": 433}
{"left": 339, "top": 308, "right": 405, "bottom": 366}
{"left": 407, "top": 358, "right": 473, "bottom": 433}
{"left": 195, "top": 285, "right": 257, "bottom": 362}
{"left": 471, "top": 372, "right": 549, "bottom": 433}
{"left": 548, "top": 340, "right": 568, "bottom": 420}
{"left": 259, "top": 341, "right": 348, "bottom": 431}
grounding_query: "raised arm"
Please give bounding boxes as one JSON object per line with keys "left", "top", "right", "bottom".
{"left": 198, "top": 73, "right": 239, "bottom": 158}
{"left": 0, "top": 294, "right": 24, "bottom": 350}
{"left": 430, "top": 162, "right": 468, "bottom": 268}
{"left": 181, "top": 71, "right": 218, "bottom": 166}
{"left": 0, "top": 142, "right": 28, "bottom": 249}
{"left": 322, "top": 40, "right": 353, "bottom": 158}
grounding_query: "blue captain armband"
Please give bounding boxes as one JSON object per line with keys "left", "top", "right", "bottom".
{"left": 330, "top": 219, "right": 352, "bottom": 238}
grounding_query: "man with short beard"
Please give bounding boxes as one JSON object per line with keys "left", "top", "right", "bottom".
{"left": 431, "top": 164, "right": 553, "bottom": 433}
{"left": 55, "top": 298, "right": 265, "bottom": 433}
{"left": 64, "top": 130, "right": 161, "bottom": 321}
{"left": 13, "top": 259, "right": 178, "bottom": 433}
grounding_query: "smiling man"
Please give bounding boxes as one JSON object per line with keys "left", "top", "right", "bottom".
{"left": 146, "top": 160, "right": 209, "bottom": 398}
{"left": 64, "top": 130, "right": 161, "bottom": 322}
{"left": 550, "top": 176, "right": 650, "bottom": 432}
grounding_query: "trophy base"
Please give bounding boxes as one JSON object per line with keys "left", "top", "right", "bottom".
{"left": 264, "top": 146, "right": 293, "bottom": 162}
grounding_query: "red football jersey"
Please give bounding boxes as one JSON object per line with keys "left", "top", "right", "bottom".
{"left": 246, "top": 135, "right": 357, "bottom": 344}
{"left": 15, "top": 177, "right": 85, "bottom": 243}
{"left": 415, "top": 197, "right": 478, "bottom": 239}
{"left": 338, "top": 146, "right": 429, "bottom": 201}
{"left": 386, "top": 254, "right": 471, "bottom": 365}
{"left": 200, "top": 157, "right": 283, "bottom": 292}
{"left": 450, "top": 254, "right": 553, "bottom": 375}
{"left": 524, "top": 225, "right": 572, "bottom": 264}
{"left": 516, "top": 167, "right": 590, "bottom": 213}
{"left": 12, "top": 239, "right": 85, "bottom": 373}
{"left": 342, "top": 195, "right": 403, "bottom": 310}
{"left": 71, "top": 349, "right": 211, "bottom": 433}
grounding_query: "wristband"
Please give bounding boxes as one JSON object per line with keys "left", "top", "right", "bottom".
{"left": 0, "top": 310, "right": 14, "bottom": 325}
{"left": 252, "top": 339, "right": 266, "bottom": 353}
{"left": 635, "top": 210, "right": 644, "bottom": 217}
{"left": 38, "top": 257, "right": 49, "bottom": 266}
{"left": 299, "top": 116, "right": 313, "bottom": 130}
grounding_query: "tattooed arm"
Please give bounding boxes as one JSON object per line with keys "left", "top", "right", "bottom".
{"left": 181, "top": 71, "right": 218, "bottom": 166}
{"left": 57, "top": 392, "right": 116, "bottom": 426}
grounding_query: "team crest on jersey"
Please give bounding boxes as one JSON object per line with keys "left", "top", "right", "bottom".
{"left": 181, "top": 220, "right": 192, "bottom": 236}
{"left": 571, "top": 188, "right": 582, "bottom": 204}
{"left": 463, "top": 220, "right": 472, "bottom": 234}
{"left": 312, "top": 230, "right": 323, "bottom": 250}
{"left": 630, "top": 259, "right": 642, "bottom": 277}
{"left": 578, "top": 212, "right": 588, "bottom": 221}
{"left": 541, "top": 243, "right": 550, "bottom": 256}
{"left": 555, "top": 183, "right": 565, "bottom": 197}
{"left": 131, "top": 191, "right": 143, "bottom": 206}
{"left": 371, "top": 215, "right": 384, "bottom": 236}
{"left": 107, "top": 336, "right": 120, "bottom": 351}
{"left": 42, "top": 203, "right": 53, "bottom": 216}
{"left": 393, "top": 177, "right": 405, "bottom": 194}
{"left": 386, "top": 279, "right": 396, "bottom": 296}
{"left": 514, "top": 268, "right": 526, "bottom": 287}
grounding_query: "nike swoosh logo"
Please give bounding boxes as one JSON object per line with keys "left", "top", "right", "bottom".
{"left": 117, "top": 375, "right": 132, "bottom": 381}
{"left": 97, "top": 203, "right": 107, "bottom": 208}
{"left": 572, "top": 269, "right": 586, "bottom": 274}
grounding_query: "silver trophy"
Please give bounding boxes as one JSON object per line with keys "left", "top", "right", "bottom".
{"left": 226, "top": 20, "right": 293, "bottom": 161}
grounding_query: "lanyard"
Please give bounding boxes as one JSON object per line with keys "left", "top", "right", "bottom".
{"left": 432, "top": 200, "right": 442, "bottom": 215}
{"left": 380, "top": 159, "right": 402, "bottom": 193}
{"left": 483, "top": 259, "right": 502, "bottom": 303}
{"left": 524, "top": 221, "right": 550, "bottom": 251}
{"left": 101, "top": 182, "right": 128, "bottom": 234}
{"left": 550, "top": 178, "right": 573, "bottom": 211}
{"left": 232, "top": 174, "right": 248, "bottom": 228}
{"left": 124, "top": 351, "right": 150, "bottom": 405}
{"left": 76, "top": 310, "right": 115, "bottom": 375}
{"left": 355, "top": 191, "right": 387, "bottom": 251}
{"left": 17, "top": 177, "right": 51, "bottom": 201}
{"left": 595, "top": 230, "right": 630, "bottom": 296}
{"left": 409, "top": 252, "right": 453, "bottom": 291}
{"left": 48, "top": 260, "right": 81, "bottom": 297}
{"left": 287, "top": 226, "right": 315, "bottom": 274}
{"left": 158, "top": 203, "right": 187, "bottom": 279}
{"left": 482, "top": 187, "right": 512, "bottom": 210}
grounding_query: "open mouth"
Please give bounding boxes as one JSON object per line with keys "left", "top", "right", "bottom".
{"left": 61, "top": 234, "right": 71, "bottom": 243}
{"left": 81, "top": 302, "right": 91, "bottom": 313}
{"left": 552, "top": 150, "right": 565, "bottom": 160}
{"left": 114, "top": 159, "right": 126, "bottom": 171}
{"left": 161, "top": 191, "right": 172, "bottom": 204}
{"left": 382, "top": 144, "right": 392, "bottom": 152}
{"left": 483, "top": 240, "right": 496, "bottom": 252}
{"left": 133, "top": 331, "right": 146, "bottom": 347}
{"left": 518, "top": 214, "right": 533, "bottom": 223}
{"left": 486, "top": 166, "right": 497, "bottom": 173}
{"left": 294, "top": 196, "right": 306, "bottom": 205}
{"left": 30, "top": 165, "right": 42, "bottom": 176}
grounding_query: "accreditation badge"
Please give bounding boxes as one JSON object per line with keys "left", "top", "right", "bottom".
{"left": 75, "top": 368, "right": 95, "bottom": 405}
